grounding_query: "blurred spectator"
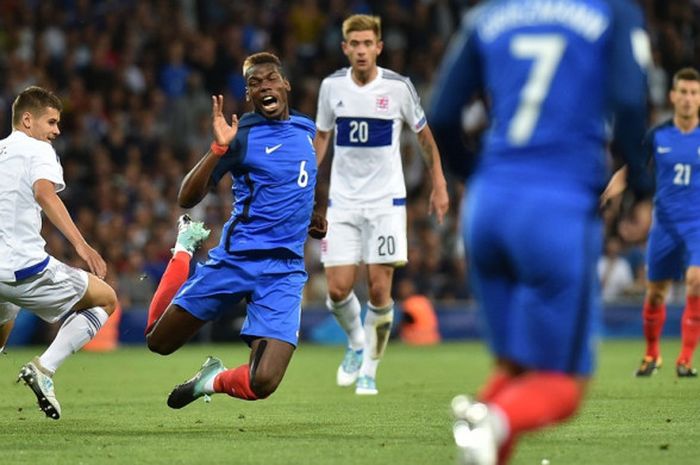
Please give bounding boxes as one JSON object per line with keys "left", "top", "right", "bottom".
{"left": 598, "top": 236, "right": 634, "bottom": 302}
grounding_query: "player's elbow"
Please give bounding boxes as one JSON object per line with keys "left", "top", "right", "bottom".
{"left": 177, "top": 189, "right": 203, "bottom": 209}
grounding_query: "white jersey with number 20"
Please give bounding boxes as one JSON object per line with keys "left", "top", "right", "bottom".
{"left": 316, "top": 67, "right": 427, "bottom": 208}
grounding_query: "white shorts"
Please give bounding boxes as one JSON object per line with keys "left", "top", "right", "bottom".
{"left": 0, "top": 301, "right": 20, "bottom": 325}
{"left": 0, "top": 257, "right": 89, "bottom": 324}
{"left": 321, "top": 206, "right": 407, "bottom": 267}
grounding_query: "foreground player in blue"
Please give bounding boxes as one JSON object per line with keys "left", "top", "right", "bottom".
{"left": 145, "top": 52, "right": 319, "bottom": 408}
{"left": 603, "top": 67, "right": 700, "bottom": 378}
{"left": 430, "top": 1, "right": 652, "bottom": 463}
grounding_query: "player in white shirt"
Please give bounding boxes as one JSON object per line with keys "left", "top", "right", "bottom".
{"left": 0, "top": 86, "right": 117, "bottom": 419}
{"left": 314, "top": 15, "right": 449, "bottom": 395}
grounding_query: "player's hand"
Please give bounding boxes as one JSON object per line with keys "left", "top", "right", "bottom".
{"left": 212, "top": 95, "right": 239, "bottom": 147}
{"left": 429, "top": 183, "right": 449, "bottom": 224}
{"left": 75, "top": 242, "right": 107, "bottom": 279}
{"left": 600, "top": 166, "right": 627, "bottom": 208}
{"left": 308, "top": 211, "right": 328, "bottom": 239}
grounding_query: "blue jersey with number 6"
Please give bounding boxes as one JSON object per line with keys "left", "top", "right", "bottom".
{"left": 210, "top": 111, "right": 317, "bottom": 258}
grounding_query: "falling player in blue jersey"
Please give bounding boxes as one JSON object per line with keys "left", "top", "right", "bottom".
{"left": 430, "top": 1, "right": 652, "bottom": 463}
{"left": 144, "top": 52, "right": 319, "bottom": 408}
{"left": 603, "top": 67, "right": 700, "bottom": 379}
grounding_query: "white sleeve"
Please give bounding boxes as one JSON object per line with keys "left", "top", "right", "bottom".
{"left": 29, "top": 142, "right": 65, "bottom": 192}
{"left": 400, "top": 77, "right": 427, "bottom": 133}
{"left": 315, "top": 79, "right": 335, "bottom": 132}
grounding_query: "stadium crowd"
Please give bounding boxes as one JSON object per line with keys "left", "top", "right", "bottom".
{"left": 0, "top": 0, "right": 698, "bottom": 333}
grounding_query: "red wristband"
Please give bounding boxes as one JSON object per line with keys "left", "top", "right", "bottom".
{"left": 210, "top": 141, "right": 228, "bottom": 156}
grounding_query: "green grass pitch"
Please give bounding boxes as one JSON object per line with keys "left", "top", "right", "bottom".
{"left": 0, "top": 340, "right": 696, "bottom": 465}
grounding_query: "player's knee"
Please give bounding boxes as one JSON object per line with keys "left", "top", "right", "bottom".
{"left": 145, "top": 333, "right": 175, "bottom": 356}
{"left": 88, "top": 278, "right": 118, "bottom": 314}
{"left": 250, "top": 369, "right": 279, "bottom": 399}
{"left": 327, "top": 286, "right": 351, "bottom": 304}
{"left": 686, "top": 277, "right": 700, "bottom": 296}
{"left": 100, "top": 286, "right": 118, "bottom": 315}
{"left": 646, "top": 292, "right": 666, "bottom": 308}
{"left": 368, "top": 283, "right": 390, "bottom": 306}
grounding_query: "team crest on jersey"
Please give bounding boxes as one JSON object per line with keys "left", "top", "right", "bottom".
{"left": 376, "top": 96, "right": 389, "bottom": 112}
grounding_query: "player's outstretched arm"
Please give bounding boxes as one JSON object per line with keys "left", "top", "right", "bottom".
{"left": 33, "top": 179, "right": 107, "bottom": 279}
{"left": 601, "top": 166, "right": 628, "bottom": 207}
{"left": 179, "top": 95, "right": 239, "bottom": 208}
{"left": 313, "top": 130, "right": 332, "bottom": 167}
{"left": 416, "top": 125, "right": 449, "bottom": 224}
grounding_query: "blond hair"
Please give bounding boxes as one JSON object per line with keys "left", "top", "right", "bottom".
{"left": 342, "top": 14, "right": 381, "bottom": 41}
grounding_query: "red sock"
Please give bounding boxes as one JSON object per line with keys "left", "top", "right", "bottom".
{"left": 497, "top": 438, "right": 515, "bottom": 465}
{"left": 678, "top": 296, "right": 700, "bottom": 366}
{"left": 478, "top": 370, "right": 514, "bottom": 402}
{"left": 213, "top": 365, "right": 259, "bottom": 400}
{"left": 145, "top": 251, "right": 191, "bottom": 334}
{"left": 642, "top": 301, "right": 666, "bottom": 359}
{"left": 490, "top": 372, "right": 582, "bottom": 438}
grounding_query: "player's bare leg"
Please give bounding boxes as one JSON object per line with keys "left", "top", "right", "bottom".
{"left": 19, "top": 274, "right": 117, "bottom": 420}
{"left": 637, "top": 280, "right": 671, "bottom": 376}
{"left": 356, "top": 263, "right": 395, "bottom": 395}
{"left": 167, "top": 337, "right": 295, "bottom": 408}
{"left": 146, "top": 304, "right": 207, "bottom": 355}
{"left": 0, "top": 318, "right": 15, "bottom": 354}
{"left": 326, "top": 265, "right": 365, "bottom": 386}
{"left": 677, "top": 267, "right": 700, "bottom": 377}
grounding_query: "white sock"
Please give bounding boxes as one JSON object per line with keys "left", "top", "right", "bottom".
{"left": 488, "top": 403, "right": 510, "bottom": 446}
{"left": 39, "top": 307, "right": 109, "bottom": 374}
{"left": 360, "top": 302, "right": 394, "bottom": 379}
{"left": 327, "top": 292, "right": 364, "bottom": 350}
{"left": 173, "top": 243, "right": 193, "bottom": 256}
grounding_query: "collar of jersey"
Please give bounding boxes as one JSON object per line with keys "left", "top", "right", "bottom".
{"left": 241, "top": 111, "right": 315, "bottom": 132}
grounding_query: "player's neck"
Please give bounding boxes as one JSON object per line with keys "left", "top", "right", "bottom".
{"left": 350, "top": 66, "right": 378, "bottom": 86}
{"left": 674, "top": 115, "right": 699, "bottom": 133}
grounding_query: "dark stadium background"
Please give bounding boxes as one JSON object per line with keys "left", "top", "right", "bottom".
{"left": 0, "top": 0, "right": 697, "bottom": 346}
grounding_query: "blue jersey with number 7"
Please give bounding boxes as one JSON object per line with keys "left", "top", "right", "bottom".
{"left": 430, "top": 0, "right": 651, "bottom": 195}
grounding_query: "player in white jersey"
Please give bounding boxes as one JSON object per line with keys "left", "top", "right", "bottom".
{"left": 0, "top": 86, "right": 117, "bottom": 419}
{"left": 314, "top": 15, "right": 449, "bottom": 395}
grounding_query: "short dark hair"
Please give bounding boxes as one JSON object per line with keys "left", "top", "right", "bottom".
{"left": 672, "top": 67, "right": 700, "bottom": 89}
{"left": 12, "top": 86, "right": 63, "bottom": 127}
{"left": 242, "top": 52, "right": 284, "bottom": 78}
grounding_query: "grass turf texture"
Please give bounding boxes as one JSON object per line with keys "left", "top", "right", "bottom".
{"left": 0, "top": 340, "right": 695, "bottom": 465}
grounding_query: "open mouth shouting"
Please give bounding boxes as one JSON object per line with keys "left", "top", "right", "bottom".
{"left": 261, "top": 95, "right": 279, "bottom": 113}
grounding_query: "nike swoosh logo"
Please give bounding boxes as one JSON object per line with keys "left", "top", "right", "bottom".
{"left": 265, "top": 144, "right": 282, "bottom": 154}
{"left": 657, "top": 147, "right": 671, "bottom": 154}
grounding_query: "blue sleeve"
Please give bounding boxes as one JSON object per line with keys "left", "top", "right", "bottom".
{"left": 641, "top": 128, "right": 655, "bottom": 166}
{"left": 428, "top": 10, "right": 483, "bottom": 179}
{"left": 607, "top": 0, "right": 653, "bottom": 197}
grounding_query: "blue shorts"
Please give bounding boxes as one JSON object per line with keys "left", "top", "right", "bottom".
{"left": 463, "top": 177, "right": 602, "bottom": 376}
{"left": 646, "top": 220, "right": 700, "bottom": 282}
{"left": 173, "top": 249, "right": 307, "bottom": 347}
